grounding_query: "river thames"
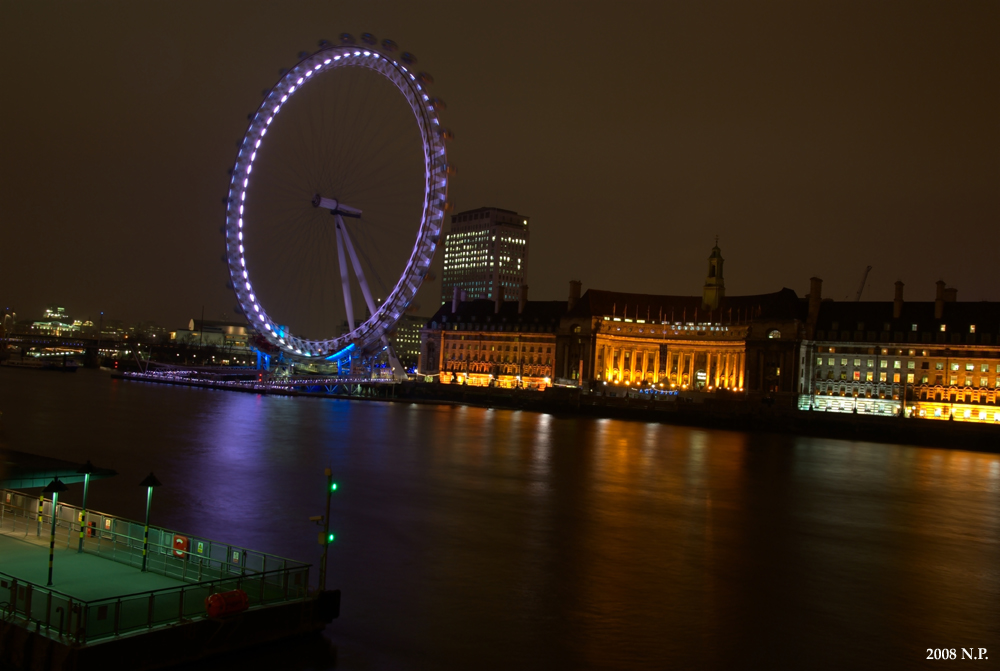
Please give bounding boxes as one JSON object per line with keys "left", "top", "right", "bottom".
{"left": 1, "top": 367, "right": 998, "bottom": 669}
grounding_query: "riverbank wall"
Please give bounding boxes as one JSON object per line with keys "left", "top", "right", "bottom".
{"left": 113, "top": 373, "right": 1000, "bottom": 452}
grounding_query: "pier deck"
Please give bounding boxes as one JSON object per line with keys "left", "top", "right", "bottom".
{"left": 0, "top": 531, "right": 185, "bottom": 602}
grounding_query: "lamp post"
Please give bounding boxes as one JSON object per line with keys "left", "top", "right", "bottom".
{"left": 43, "top": 478, "right": 68, "bottom": 586}
{"left": 139, "top": 473, "right": 161, "bottom": 572}
{"left": 76, "top": 461, "right": 96, "bottom": 553}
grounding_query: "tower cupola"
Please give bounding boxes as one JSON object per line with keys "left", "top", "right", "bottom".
{"left": 702, "top": 239, "right": 725, "bottom": 310}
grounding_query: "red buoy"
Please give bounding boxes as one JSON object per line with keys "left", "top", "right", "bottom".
{"left": 205, "top": 589, "right": 249, "bottom": 618}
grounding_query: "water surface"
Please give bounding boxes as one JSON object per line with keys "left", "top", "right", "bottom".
{"left": 1, "top": 368, "right": 997, "bottom": 670}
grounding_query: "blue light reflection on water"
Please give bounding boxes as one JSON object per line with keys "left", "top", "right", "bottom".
{"left": 1, "top": 368, "right": 999, "bottom": 670}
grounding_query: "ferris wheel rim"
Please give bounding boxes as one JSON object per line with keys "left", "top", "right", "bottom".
{"left": 223, "top": 42, "right": 449, "bottom": 361}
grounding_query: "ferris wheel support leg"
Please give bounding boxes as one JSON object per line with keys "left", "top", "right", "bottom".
{"left": 382, "top": 337, "right": 408, "bottom": 382}
{"left": 339, "top": 220, "right": 378, "bottom": 318}
{"left": 334, "top": 217, "right": 356, "bottom": 332}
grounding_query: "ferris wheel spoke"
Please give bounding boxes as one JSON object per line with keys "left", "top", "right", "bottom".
{"left": 334, "top": 216, "right": 356, "bottom": 331}
{"left": 338, "top": 219, "right": 378, "bottom": 319}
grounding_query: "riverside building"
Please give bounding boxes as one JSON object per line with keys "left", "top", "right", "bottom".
{"left": 440, "top": 207, "right": 529, "bottom": 306}
{"left": 420, "top": 286, "right": 563, "bottom": 389}
{"left": 556, "top": 244, "right": 806, "bottom": 395}
{"left": 799, "top": 280, "right": 1000, "bottom": 422}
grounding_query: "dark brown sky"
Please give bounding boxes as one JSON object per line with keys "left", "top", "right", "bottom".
{"left": 1, "top": 1, "right": 996, "bottom": 328}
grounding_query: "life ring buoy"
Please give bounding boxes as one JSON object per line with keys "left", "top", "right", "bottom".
{"left": 172, "top": 534, "right": 190, "bottom": 559}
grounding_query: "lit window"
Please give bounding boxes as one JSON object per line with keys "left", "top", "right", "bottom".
{"left": 970, "top": 325, "right": 976, "bottom": 333}
{"left": 866, "top": 371, "right": 874, "bottom": 382}
{"left": 893, "top": 361, "right": 901, "bottom": 369}
{"left": 867, "top": 359, "right": 874, "bottom": 367}
{"left": 853, "top": 358, "right": 861, "bottom": 367}
{"left": 950, "top": 376, "right": 957, "bottom": 386}
{"left": 936, "top": 362, "right": 944, "bottom": 370}
{"left": 816, "top": 357, "right": 823, "bottom": 366}
{"left": 828, "top": 357, "right": 835, "bottom": 366}
{"left": 841, "top": 358, "right": 848, "bottom": 366}
{"left": 853, "top": 371, "right": 860, "bottom": 381}
{"left": 951, "top": 363, "right": 960, "bottom": 371}
{"left": 982, "top": 364, "right": 989, "bottom": 372}
{"left": 965, "top": 376, "right": 972, "bottom": 387}
{"left": 966, "top": 363, "right": 974, "bottom": 371}
{"left": 940, "top": 324, "right": 947, "bottom": 332}
{"left": 880, "top": 372, "right": 887, "bottom": 382}
{"left": 880, "top": 360, "right": 888, "bottom": 369}
{"left": 981, "top": 377, "right": 988, "bottom": 387}
{"left": 911, "top": 324, "right": 918, "bottom": 331}
{"left": 893, "top": 373, "right": 900, "bottom": 383}
{"left": 921, "top": 375, "right": 928, "bottom": 384}
{"left": 907, "top": 373, "right": 914, "bottom": 383}
{"left": 907, "top": 361, "right": 915, "bottom": 369}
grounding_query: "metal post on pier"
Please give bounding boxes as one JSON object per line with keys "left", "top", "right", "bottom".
{"left": 140, "top": 473, "right": 162, "bottom": 572}
{"left": 77, "top": 461, "right": 95, "bottom": 553}
{"left": 44, "top": 478, "right": 67, "bottom": 586}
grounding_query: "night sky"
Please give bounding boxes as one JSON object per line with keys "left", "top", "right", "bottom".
{"left": 1, "top": 1, "right": 996, "bottom": 329}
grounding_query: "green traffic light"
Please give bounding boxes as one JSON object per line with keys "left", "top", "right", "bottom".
{"left": 331, "top": 482, "right": 338, "bottom": 491}
{"left": 327, "top": 533, "right": 335, "bottom": 543}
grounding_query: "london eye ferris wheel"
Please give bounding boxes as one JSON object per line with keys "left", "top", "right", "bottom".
{"left": 223, "top": 33, "right": 452, "bottom": 372}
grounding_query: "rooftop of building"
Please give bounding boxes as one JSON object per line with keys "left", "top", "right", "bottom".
{"left": 426, "top": 299, "right": 568, "bottom": 328}
{"left": 814, "top": 300, "right": 1000, "bottom": 332}
{"left": 567, "top": 288, "right": 806, "bottom": 322}
{"left": 451, "top": 206, "right": 524, "bottom": 218}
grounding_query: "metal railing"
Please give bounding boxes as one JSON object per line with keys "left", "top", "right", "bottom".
{"left": 0, "top": 489, "right": 311, "bottom": 645}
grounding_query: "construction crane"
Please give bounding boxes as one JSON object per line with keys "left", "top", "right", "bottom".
{"left": 854, "top": 265, "right": 872, "bottom": 301}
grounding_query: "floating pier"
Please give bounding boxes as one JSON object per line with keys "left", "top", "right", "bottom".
{"left": 0, "top": 485, "right": 339, "bottom": 670}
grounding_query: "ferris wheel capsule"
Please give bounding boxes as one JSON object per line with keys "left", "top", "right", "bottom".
{"left": 339, "top": 33, "right": 355, "bottom": 44}
{"left": 360, "top": 32, "right": 377, "bottom": 45}
{"left": 401, "top": 52, "right": 417, "bottom": 64}
{"left": 380, "top": 39, "right": 398, "bottom": 52}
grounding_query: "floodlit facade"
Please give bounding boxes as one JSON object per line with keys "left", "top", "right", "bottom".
{"left": 441, "top": 207, "right": 529, "bottom": 306}
{"left": 555, "top": 245, "right": 806, "bottom": 394}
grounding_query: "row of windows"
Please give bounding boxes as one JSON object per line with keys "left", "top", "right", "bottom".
{"left": 816, "top": 357, "right": 999, "bottom": 372}
{"left": 448, "top": 342, "right": 551, "bottom": 353}
{"left": 448, "top": 354, "right": 551, "bottom": 365}
{"left": 817, "top": 369, "right": 1000, "bottom": 386}
{"left": 829, "top": 322, "right": 983, "bottom": 334}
